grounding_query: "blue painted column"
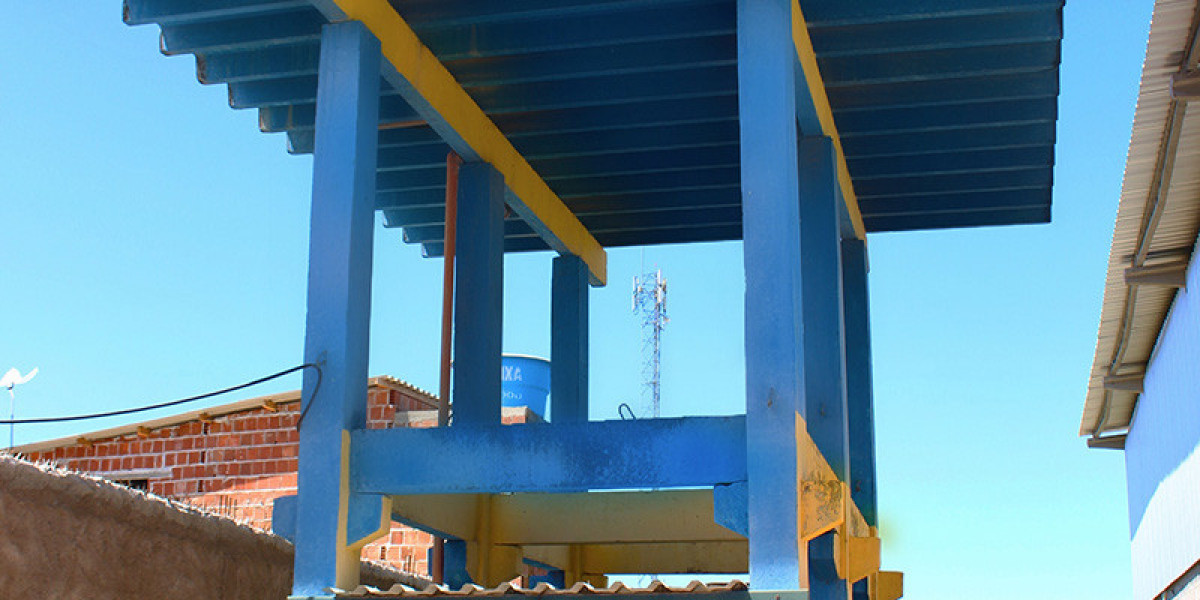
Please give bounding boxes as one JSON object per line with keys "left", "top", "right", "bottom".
{"left": 841, "top": 238, "right": 875, "bottom": 600}
{"left": 451, "top": 162, "right": 505, "bottom": 425}
{"left": 737, "top": 0, "right": 806, "bottom": 590}
{"left": 294, "top": 20, "right": 381, "bottom": 596}
{"left": 551, "top": 254, "right": 589, "bottom": 423}
{"left": 799, "top": 136, "right": 850, "bottom": 600}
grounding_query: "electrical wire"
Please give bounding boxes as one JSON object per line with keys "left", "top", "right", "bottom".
{"left": 0, "top": 364, "right": 322, "bottom": 425}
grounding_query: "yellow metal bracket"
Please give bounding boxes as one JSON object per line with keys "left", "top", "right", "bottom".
{"left": 791, "top": 0, "right": 868, "bottom": 241}
{"left": 313, "top": 0, "right": 608, "bottom": 285}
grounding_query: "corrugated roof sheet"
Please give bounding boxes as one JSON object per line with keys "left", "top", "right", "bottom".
{"left": 1082, "top": 0, "right": 1200, "bottom": 437}
{"left": 336, "top": 580, "right": 749, "bottom": 598}
{"left": 121, "top": 0, "right": 1063, "bottom": 252}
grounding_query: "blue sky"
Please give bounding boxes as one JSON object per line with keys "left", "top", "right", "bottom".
{"left": 2, "top": 3, "right": 1148, "bottom": 599}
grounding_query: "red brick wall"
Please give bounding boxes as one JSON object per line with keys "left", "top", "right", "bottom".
{"left": 23, "top": 382, "right": 439, "bottom": 577}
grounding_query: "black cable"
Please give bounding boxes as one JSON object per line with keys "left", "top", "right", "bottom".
{"left": 618, "top": 402, "right": 638, "bottom": 420}
{"left": 0, "top": 363, "right": 322, "bottom": 425}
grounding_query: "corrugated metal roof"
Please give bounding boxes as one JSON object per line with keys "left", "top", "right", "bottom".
{"left": 121, "top": 0, "right": 1063, "bottom": 252}
{"left": 1081, "top": 0, "right": 1200, "bottom": 438}
{"left": 9, "top": 374, "right": 437, "bottom": 454}
{"left": 336, "top": 580, "right": 749, "bottom": 598}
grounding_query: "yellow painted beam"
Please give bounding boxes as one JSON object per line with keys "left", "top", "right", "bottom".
{"left": 492, "top": 490, "right": 742, "bottom": 545}
{"left": 791, "top": 0, "right": 867, "bottom": 241}
{"left": 578, "top": 541, "right": 748, "bottom": 575}
{"left": 877, "top": 571, "right": 904, "bottom": 600}
{"left": 315, "top": 0, "right": 608, "bottom": 285}
{"left": 796, "top": 413, "right": 845, "bottom": 540}
{"left": 391, "top": 490, "right": 741, "bottom": 546}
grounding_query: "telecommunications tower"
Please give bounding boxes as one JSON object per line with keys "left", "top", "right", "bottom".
{"left": 632, "top": 269, "right": 667, "bottom": 418}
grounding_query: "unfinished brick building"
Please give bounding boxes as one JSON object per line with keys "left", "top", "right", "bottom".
{"left": 13, "top": 375, "right": 535, "bottom": 578}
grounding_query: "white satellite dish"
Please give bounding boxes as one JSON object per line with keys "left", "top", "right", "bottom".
{"left": 3, "top": 367, "right": 37, "bottom": 450}
{"left": 1, "top": 367, "right": 38, "bottom": 397}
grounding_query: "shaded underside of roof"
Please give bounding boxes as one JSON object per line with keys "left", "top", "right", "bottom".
{"left": 124, "top": 0, "right": 1063, "bottom": 253}
{"left": 1082, "top": 0, "right": 1200, "bottom": 437}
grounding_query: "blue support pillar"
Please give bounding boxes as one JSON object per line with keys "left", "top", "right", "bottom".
{"left": 293, "top": 20, "right": 380, "bottom": 597}
{"left": 551, "top": 254, "right": 589, "bottom": 423}
{"left": 451, "top": 162, "right": 506, "bottom": 425}
{"left": 799, "top": 136, "right": 850, "bottom": 600}
{"left": 737, "top": 0, "right": 806, "bottom": 590}
{"left": 842, "top": 238, "right": 875, "bottom": 600}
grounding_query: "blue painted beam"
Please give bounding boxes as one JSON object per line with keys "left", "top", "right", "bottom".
{"left": 551, "top": 254, "right": 589, "bottom": 423}
{"left": 293, "top": 21, "right": 380, "bottom": 596}
{"left": 842, "top": 123, "right": 1057, "bottom": 160}
{"left": 865, "top": 206, "right": 1050, "bottom": 232}
{"left": 854, "top": 167, "right": 1053, "bottom": 199}
{"left": 197, "top": 43, "right": 321, "bottom": 85}
{"left": 798, "top": 137, "right": 850, "bottom": 600}
{"left": 858, "top": 188, "right": 1050, "bottom": 218}
{"left": 418, "top": 223, "right": 745, "bottom": 256}
{"left": 835, "top": 97, "right": 1057, "bottom": 137}
{"left": 802, "top": 0, "right": 1063, "bottom": 26}
{"left": 736, "top": 0, "right": 805, "bottom": 590}
{"left": 451, "top": 163, "right": 506, "bottom": 425}
{"left": 350, "top": 416, "right": 747, "bottom": 494}
{"left": 848, "top": 146, "right": 1056, "bottom": 181}
{"left": 828, "top": 70, "right": 1059, "bottom": 111}
{"left": 264, "top": 95, "right": 738, "bottom": 136}
{"left": 442, "top": 36, "right": 734, "bottom": 86}
{"left": 289, "top": 119, "right": 740, "bottom": 158}
{"left": 158, "top": 9, "right": 324, "bottom": 55}
{"left": 841, "top": 239, "right": 876, "bottom": 528}
{"left": 400, "top": 206, "right": 744, "bottom": 244}
{"left": 122, "top": 0, "right": 308, "bottom": 26}
{"left": 808, "top": 7, "right": 1062, "bottom": 57}
{"left": 415, "top": 2, "right": 734, "bottom": 61}
{"left": 381, "top": 187, "right": 742, "bottom": 227}
{"left": 818, "top": 40, "right": 1061, "bottom": 87}
{"left": 234, "top": 65, "right": 734, "bottom": 118}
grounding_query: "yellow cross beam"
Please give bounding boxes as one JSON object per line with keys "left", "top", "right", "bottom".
{"left": 311, "top": 0, "right": 608, "bottom": 285}
{"left": 792, "top": 0, "right": 868, "bottom": 240}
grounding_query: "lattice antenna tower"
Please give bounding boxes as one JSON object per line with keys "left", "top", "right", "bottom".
{"left": 632, "top": 269, "right": 667, "bottom": 418}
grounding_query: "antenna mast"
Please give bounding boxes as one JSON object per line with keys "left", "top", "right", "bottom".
{"left": 632, "top": 269, "right": 668, "bottom": 418}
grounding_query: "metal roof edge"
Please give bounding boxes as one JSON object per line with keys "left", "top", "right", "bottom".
{"left": 1081, "top": 0, "right": 1200, "bottom": 438}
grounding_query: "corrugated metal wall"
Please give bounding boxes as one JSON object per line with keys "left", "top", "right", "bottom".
{"left": 1125, "top": 236, "right": 1200, "bottom": 600}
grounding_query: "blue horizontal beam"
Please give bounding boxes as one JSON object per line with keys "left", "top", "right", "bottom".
{"left": 381, "top": 187, "right": 741, "bottom": 225}
{"left": 819, "top": 40, "right": 1061, "bottom": 87}
{"left": 802, "top": 0, "right": 1063, "bottom": 27}
{"left": 828, "top": 69, "right": 1058, "bottom": 111}
{"left": 349, "top": 416, "right": 747, "bottom": 494}
{"left": 866, "top": 206, "right": 1050, "bottom": 231}
{"left": 418, "top": 223, "right": 744, "bottom": 256}
{"left": 854, "top": 166, "right": 1053, "bottom": 198}
{"left": 159, "top": 9, "right": 324, "bottom": 55}
{"left": 442, "top": 36, "right": 734, "bottom": 86}
{"left": 809, "top": 7, "right": 1061, "bottom": 57}
{"left": 416, "top": 1, "right": 734, "bottom": 61}
{"left": 400, "top": 205, "right": 743, "bottom": 244}
{"left": 260, "top": 94, "right": 736, "bottom": 134}
{"left": 842, "top": 122, "right": 1056, "bottom": 159}
{"left": 836, "top": 97, "right": 1056, "bottom": 136}
{"left": 234, "top": 65, "right": 734, "bottom": 116}
{"left": 848, "top": 146, "right": 1055, "bottom": 181}
{"left": 122, "top": 0, "right": 308, "bottom": 26}
{"left": 197, "top": 43, "right": 321, "bottom": 84}
{"left": 858, "top": 188, "right": 1050, "bottom": 217}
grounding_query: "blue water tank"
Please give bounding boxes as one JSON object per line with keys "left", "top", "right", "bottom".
{"left": 501, "top": 354, "right": 550, "bottom": 419}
